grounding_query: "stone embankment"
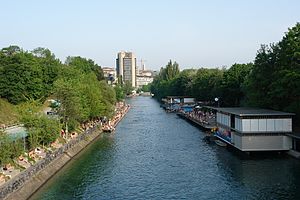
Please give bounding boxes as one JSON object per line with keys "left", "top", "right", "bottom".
{"left": 0, "top": 104, "right": 130, "bottom": 200}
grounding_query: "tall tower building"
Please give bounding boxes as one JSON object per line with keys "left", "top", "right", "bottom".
{"left": 116, "top": 51, "right": 137, "bottom": 87}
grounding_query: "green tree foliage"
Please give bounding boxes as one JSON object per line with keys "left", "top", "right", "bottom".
{"left": 98, "top": 81, "right": 116, "bottom": 118}
{"left": 0, "top": 132, "right": 13, "bottom": 165}
{"left": 114, "top": 84, "right": 125, "bottom": 101}
{"left": 16, "top": 100, "right": 42, "bottom": 123}
{"left": 122, "top": 81, "right": 134, "bottom": 95}
{"left": 0, "top": 46, "right": 61, "bottom": 104}
{"left": 221, "top": 63, "right": 253, "bottom": 106}
{"left": 170, "top": 69, "right": 196, "bottom": 96}
{"left": 65, "top": 56, "right": 104, "bottom": 81}
{"left": 159, "top": 60, "right": 180, "bottom": 81}
{"left": 0, "top": 45, "right": 118, "bottom": 162}
{"left": 191, "top": 68, "right": 224, "bottom": 102}
{"left": 0, "top": 131, "right": 23, "bottom": 165}
{"left": 151, "top": 62, "right": 250, "bottom": 106}
{"left": 32, "top": 47, "right": 61, "bottom": 93}
{"left": 0, "top": 98, "right": 19, "bottom": 125}
{"left": 26, "top": 116, "right": 61, "bottom": 149}
{"left": 150, "top": 60, "right": 181, "bottom": 99}
{"left": 141, "top": 84, "right": 151, "bottom": 92}
{"left": 151, "top": 23, "right": 300, "bottom": 120}
{"left": 245, "top": 23, "right": 300, "bottom": 117}
{"left": 15, "top": 100, "right": 60, "bottom": 149}
{"left": 54, "top": 65, "right": 116, "bottom": 131}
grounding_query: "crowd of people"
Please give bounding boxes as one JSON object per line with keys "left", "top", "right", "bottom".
{"left": 184, "top": 109, "right": 215, "bottom": 125}
{"left": 102, "top": 102, "right": 130, "bottom": 132}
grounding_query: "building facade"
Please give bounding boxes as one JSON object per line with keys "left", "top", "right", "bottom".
{"left": 136, "top": 70, "right": 153, "bottom": 88}
{"left": 214, "top": 107, "right": 294, "bottom": 151}
{"left": 102, "top": 67, "right": 117, "bottom": 85}
{"left": 116, "top": 51, "right": 137, "bottom": 87}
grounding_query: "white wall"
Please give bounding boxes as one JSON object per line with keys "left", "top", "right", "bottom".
{"left": 258, "top": 119, "right": 267, "bottom": 132}
{"left": 235, "top": 117, "right": 242, "bottom": 132}
{"left": 183, "top": 98, "right": 195, "bottom": 103}
{"left": 240, "top": 135, "right": 291, "bottom": 151}
{"left": 217, "top": 112, "right": 292, "bottom": 133}
{"left": 216, "top": 113, "right": 230, "bottom": 127}
{"left": 240, "top": 118, "right": 292, "bottom": 133}
{"left": 242, "top": 119, "right": 251, "bottom": 132}
{"left": 232, "top": 134, "right": 292, "bottom": 151}
{"left": 232, "top": 132, "right": 242, "bottom": 150}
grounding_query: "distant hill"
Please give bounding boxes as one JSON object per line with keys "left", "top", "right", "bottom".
{"left": 0, "top": 98, "right": 19, "bottom": 126}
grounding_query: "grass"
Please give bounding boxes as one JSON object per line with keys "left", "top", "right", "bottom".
{"left": 0, "top": 98, "right": 19, "bottom": 126}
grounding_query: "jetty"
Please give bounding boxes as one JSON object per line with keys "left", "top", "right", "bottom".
{"left": 177, "top": 112, "right": 216, "bottom": 131}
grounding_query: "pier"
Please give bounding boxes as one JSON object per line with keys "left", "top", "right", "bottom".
{"left": 177, "top": 112, "right": 216, "bottom": 131}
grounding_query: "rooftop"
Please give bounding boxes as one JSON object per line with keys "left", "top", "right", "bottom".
{"left": 213, "top": 107, "right": 295, "bottom": 117}
{"left": 166, "top": 96, "right": 195, "bottom": 99}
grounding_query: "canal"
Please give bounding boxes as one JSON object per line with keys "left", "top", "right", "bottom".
{"left": 30, "top": 97, "right": 300, "bottom": 200}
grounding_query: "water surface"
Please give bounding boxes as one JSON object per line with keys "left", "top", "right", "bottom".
{"left": 30, "top": 97, "right": 300, "bottom": 200}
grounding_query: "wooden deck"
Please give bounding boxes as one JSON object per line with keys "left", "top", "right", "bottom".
{"left": 177, "top": 113, "right": 216, "bottom": 130}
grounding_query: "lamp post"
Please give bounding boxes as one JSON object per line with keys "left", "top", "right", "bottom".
{"left": 215, "top": 97, "right": 220, "bottom": 107}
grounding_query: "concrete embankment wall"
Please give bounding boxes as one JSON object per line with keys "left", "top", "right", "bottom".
{"left": 1, "top": 128, "right": 101, "bottom": 200}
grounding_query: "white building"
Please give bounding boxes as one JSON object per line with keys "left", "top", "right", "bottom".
{"left": 102, "top": 67, "right": 117, "bottom": 85}
{"left": 116, "top": 51, "right": 137, "bottom": 87}
{"left": 136, "top": 70, "right": 153, "bottom": 88}
{"left": 214, "top": 107, "right": 294, "bottom": 151}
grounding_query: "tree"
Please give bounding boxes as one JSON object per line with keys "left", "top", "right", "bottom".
{"left": 245, "top": 23, "right": 300, "bottom": 119}
{"left": 169, "top": 69, "right": 196, "bottom": 96}
{"left": 54, "top": 64, "right": 116, "bottom": 130}
{"left": 0, "top": 47, "right": 61, "bottom": 104}
{"left": 160, "top": 60, "right": 180, "bottom": 81}
{"left": 0, "top": 132, "right": 13, "bottom": 165}
{"left": 191, "top": 68, "right": 224, "bottom": 102}
{"left": 26, "top": 116, "right": 60, "bottom": 149}
{"left": 114, "top": 84, "right": 125, "bottom": 101}
{"left": 123, "top": 81, "right": 134, "bottom": 95}
{"left": 221, "top": 63, "right": 253, "bottom": 106}
{"left": 0, "top": 131, "right": 23, "bottom": 165}
{"left": 32, "top": 47, "right": 61, "bottom": 94}
{"left": 141, "top": 84, "right": 151, "bottom": 92}
{"left": 1, "top": 45, "right": 21, "bottom": 56}
{"left": 65, "top": 56, "right": 104, "bottom": 81}
{"left": 150, "top": 60, "right": 181, "bottom": 100}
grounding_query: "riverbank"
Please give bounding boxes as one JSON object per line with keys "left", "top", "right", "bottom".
{"left": 0, "top": 103, "right": 130, "bottom": 200}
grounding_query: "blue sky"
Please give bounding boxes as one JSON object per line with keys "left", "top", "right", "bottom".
{"left": 1, "top": 0, "right": 299, "bottom": 70}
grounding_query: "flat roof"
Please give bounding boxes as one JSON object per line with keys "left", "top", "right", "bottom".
{"left": 212, "top": 107, "right": 295, "bottom": 117}
{"left": 166, "top": 96, "right": 194, "bottom": 98}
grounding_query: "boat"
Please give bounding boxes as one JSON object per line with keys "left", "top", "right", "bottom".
{"left": 215, "top": 139, "right": 227, "bottom": 147}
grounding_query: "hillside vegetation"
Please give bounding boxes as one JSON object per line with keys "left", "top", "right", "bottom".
{"left": 0, "top": 98, "right": 19, "bottom": 126}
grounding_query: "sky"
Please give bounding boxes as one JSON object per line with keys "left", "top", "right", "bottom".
{"left": 1, "top": 0, "right": 299, "bottom": 70}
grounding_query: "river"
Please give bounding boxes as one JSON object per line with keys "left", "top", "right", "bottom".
{"left": 30, "top": 96, "right": 300, "bottom": 200}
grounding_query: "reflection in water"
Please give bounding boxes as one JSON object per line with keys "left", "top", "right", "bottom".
{"left": 31, "top": 97, "right": 300, "bottom": 200}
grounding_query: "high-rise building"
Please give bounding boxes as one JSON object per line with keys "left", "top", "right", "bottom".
{"left": 116, "top": 51, "right": 137, "bottom": 87}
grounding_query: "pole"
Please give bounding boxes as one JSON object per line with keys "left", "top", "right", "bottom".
{"left": 66, "top": 121, "right": 68, "bottom": 139}
{"left": 23, "top": 132, "right": 26, "bottom": 152}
